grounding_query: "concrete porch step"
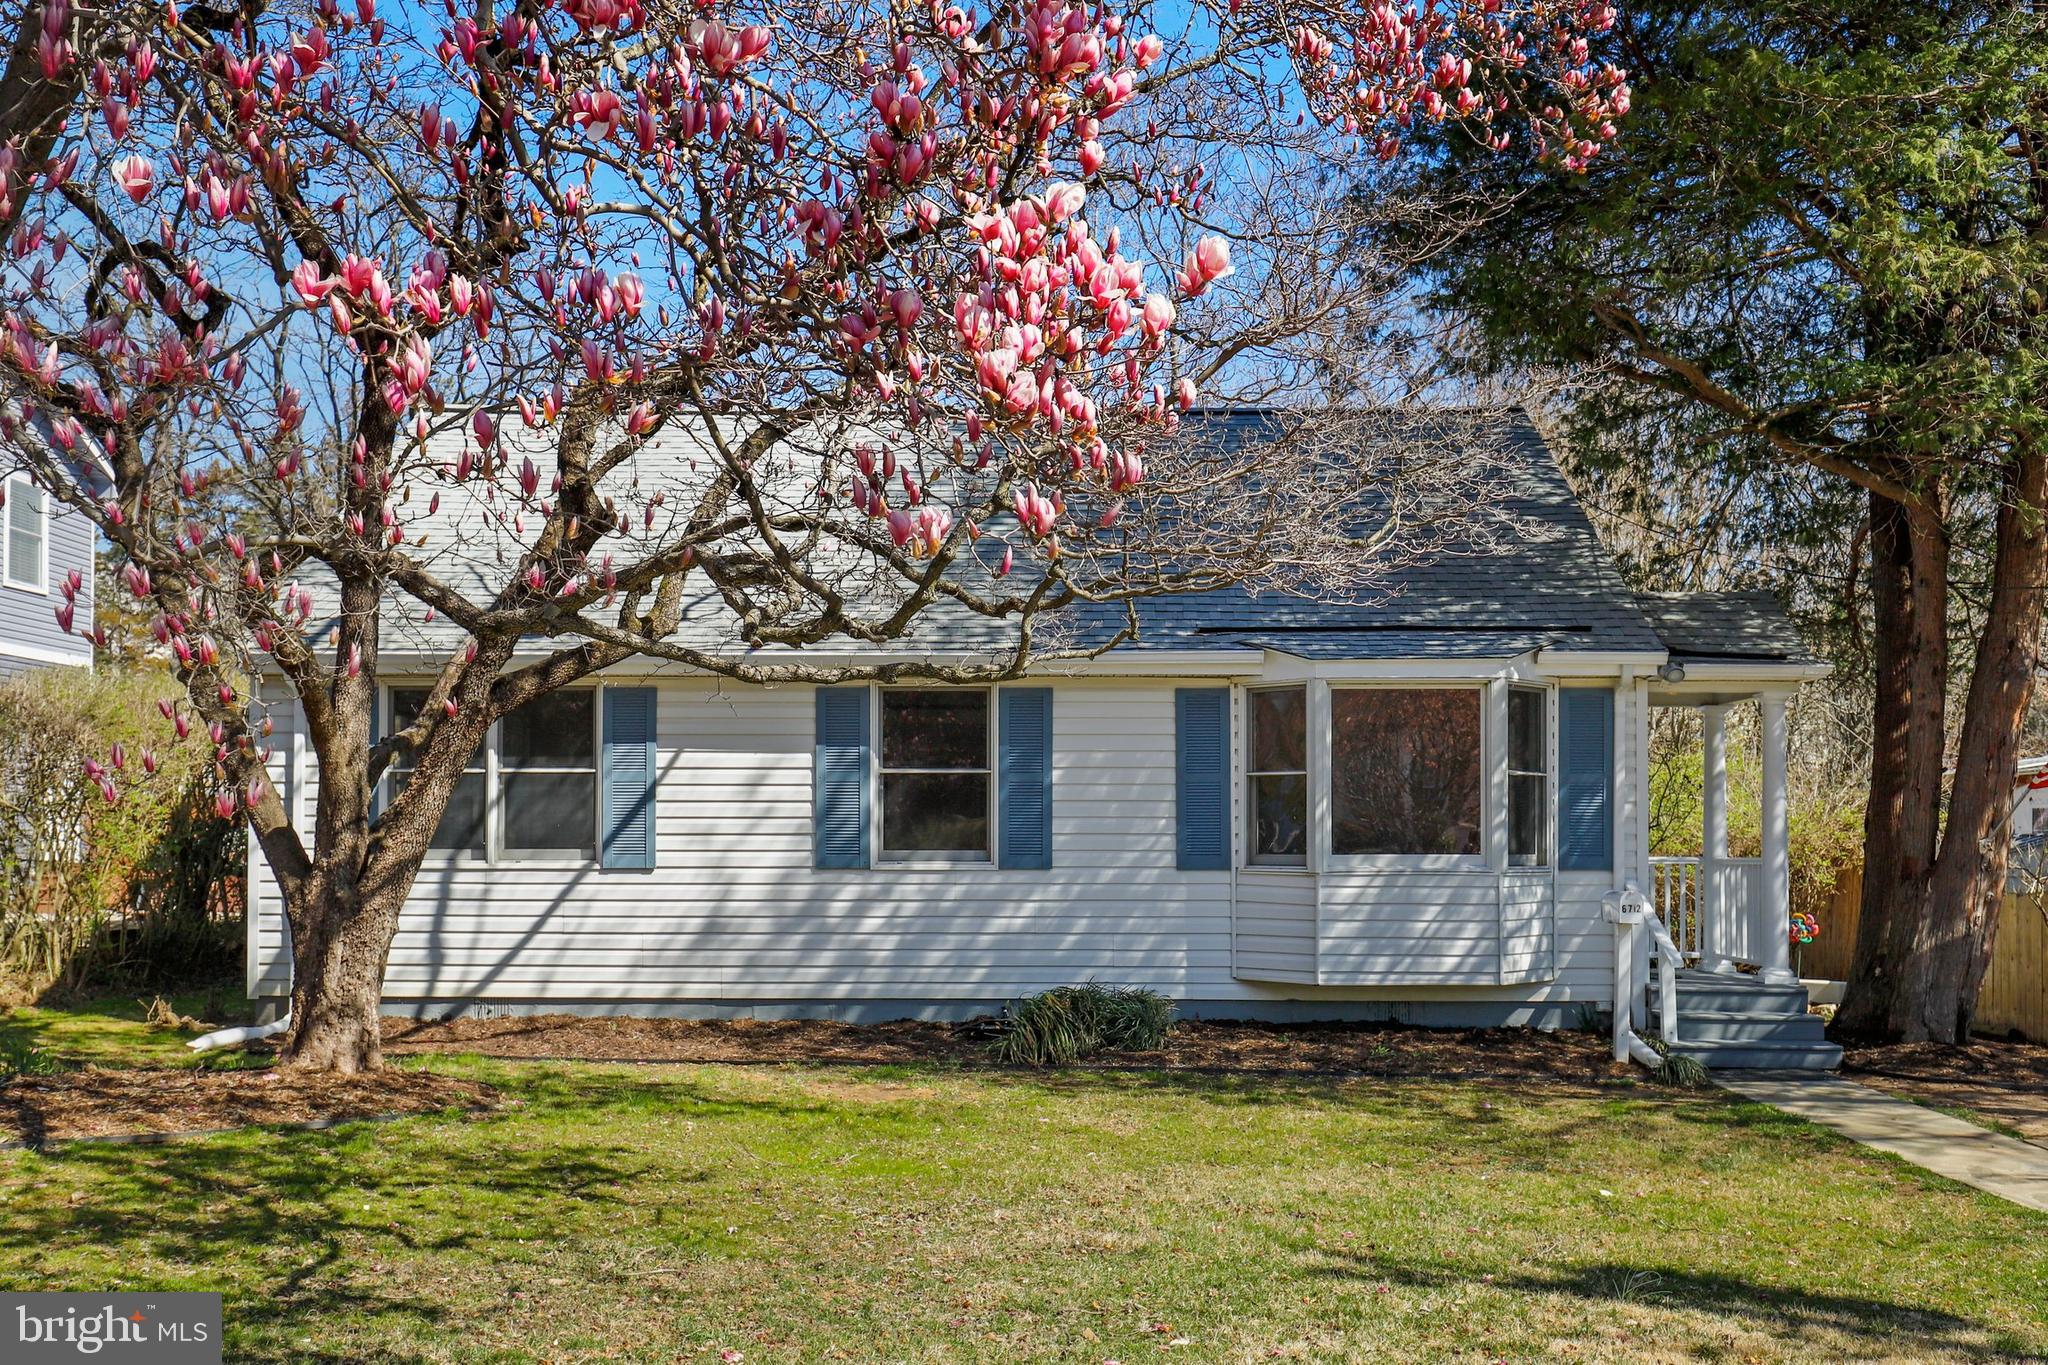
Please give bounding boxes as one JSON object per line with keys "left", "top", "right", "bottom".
{"left": 1652, "top": 1009, "right": 1830, "bottom": 1046}
{"left": 1667, "top": 1038, "right": 1844, "bottom": 1071}
{"left": 1672, "top": 974, "right": 1813, "bottom": 1015}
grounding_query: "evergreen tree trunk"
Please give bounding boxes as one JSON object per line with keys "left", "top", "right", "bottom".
{"left": 1835, "top": 492, "right": 1949, "bottom": 1038}
{"left": 1838, "top": 454, "right": 2048, "bottom": 1042}
{"left": 1896, "top": 451, "right": 2047, "bottom": 1041}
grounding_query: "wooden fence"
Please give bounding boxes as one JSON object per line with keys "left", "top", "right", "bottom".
{"left": 1799, "top": 863, "right": 2048, "bottom": 1040}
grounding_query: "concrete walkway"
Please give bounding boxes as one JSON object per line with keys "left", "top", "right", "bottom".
{"left": 1718, "top": 1071, "right": 2048, "bottom": 1214}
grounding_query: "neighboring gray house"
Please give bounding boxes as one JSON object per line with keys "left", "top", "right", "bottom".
{"left": 0, "top": 469, "right": 94, "bottom": 677}
{"left": 246, "top": 412, "right": 1842, "bottom": 1067}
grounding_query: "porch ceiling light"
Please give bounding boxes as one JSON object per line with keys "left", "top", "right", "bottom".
{"left": 1657, "top": 661, "right": 1687, "bottom": 683}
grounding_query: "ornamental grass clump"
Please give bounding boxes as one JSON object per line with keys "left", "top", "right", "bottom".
{"left": 1649, "top": 1041, "right": 1710, "bottom": 1090}
{"left": 991, "top": 983, "right": 1175, "bottom": 1067}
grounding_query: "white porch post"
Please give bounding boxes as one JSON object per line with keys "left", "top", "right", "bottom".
{"left": 1306, "top": 679, "right": 1331, "bottom": 875}
{"left": 1631, "top": 674, "right": 1653, "bottom": 1028}
{"left": 1700, "top": 704, "right": 1736, "bottom": 975}
{"left": 1759, "top": 690, "right": 1797, "bottom": 985}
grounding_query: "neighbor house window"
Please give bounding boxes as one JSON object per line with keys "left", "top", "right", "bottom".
{"left": 4, "top": 473, "right": 46, "bottom": 592}
{"left": 501, "top": 689, "right": 597, "bottom": 859}
{"left": 385, "top": 686, "right": 596, "bottom": 861}
{"left": 879, "top": 688, "right": 991, "bottom": 858}
{"left": 1247, "top": 686, "right": 1308, "bottom": 864}
{"left": 1508, "top": 686, "right": 1549, "bottom": 867}
{"left": 1329, "top": 687, "right": 1483, "bottom": 857}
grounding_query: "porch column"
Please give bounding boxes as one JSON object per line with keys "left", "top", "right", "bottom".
{"left": 1699, "top": 704, "right": 1737, "bottom": 975}
{"left": 1759, "top": 690, "right": 1798, "bottom": 985}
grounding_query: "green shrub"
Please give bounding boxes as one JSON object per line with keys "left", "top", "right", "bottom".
{"left": 990, "top": 983, "right": 1175, "bottom": 1067}
{"left": 0, "top": 667, "right": 242, "bottom": 999}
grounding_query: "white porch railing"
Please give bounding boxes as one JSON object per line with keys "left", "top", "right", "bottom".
{"left": 1649, "top": 855, "right": 1766, "bottom": 970}
{"left": 1649, "top": 856, "right": 1702, "bottom": 957}
{"left": 1606, "top": 881, "right": 1678, "bottom": 1070}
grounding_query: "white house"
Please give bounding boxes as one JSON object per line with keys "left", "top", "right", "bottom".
{"left": 246, "top": 413, "right": 1840, "bottom": 1067}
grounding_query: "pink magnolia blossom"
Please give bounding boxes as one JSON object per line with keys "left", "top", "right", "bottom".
{"left": 110, "top": 155, "right": 153, "bottom": 203}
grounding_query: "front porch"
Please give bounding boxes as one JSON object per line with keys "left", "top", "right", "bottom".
{"left": 1642, "top": 685, "right": 1799, "bottom": 983}
{"left": 1628, "top": 683, "right": 1839, "bottom": 1069}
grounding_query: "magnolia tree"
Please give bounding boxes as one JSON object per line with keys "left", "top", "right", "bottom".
{"left": 0, "top": 0, "right": 1627, "bottom": 1070}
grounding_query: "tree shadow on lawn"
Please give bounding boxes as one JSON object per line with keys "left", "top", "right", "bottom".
{"left": 3, "top": 1061, "right": 2028, "bottom": 1361}
{"left": 1310, "top": 1245, "right": 2022, "bottom": 1361}
{"left": 0, "top": 1074, "right": 738, "bottom": 1360}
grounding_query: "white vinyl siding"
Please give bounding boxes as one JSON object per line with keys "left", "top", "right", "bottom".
{"left": 250, "top": 675, "right": 1621, "bottom": 1011}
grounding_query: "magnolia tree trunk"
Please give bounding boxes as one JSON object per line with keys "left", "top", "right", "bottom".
{"left": 281, "top": 871, "right": 408, "bottom": 1073}
{"left": 1837, "top": 454, "right": 2048, "bottom": 1043}
{"left": 256, "top": 617, "right": 515, "bottom": 1074}
{"left": 270, "top": 760, "right": 464, "bottom": 1073}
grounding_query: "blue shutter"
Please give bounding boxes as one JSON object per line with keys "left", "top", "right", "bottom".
{"left": 1558, "top": 687, "right": 1614, "bottom": 872}
{"left": 814, "top": 687, "right": 870, "bottom": 869}
{"left": 1175, "top": 688, "right": 1230, "bottom": 870}
{"left": 601, "top": 687, "right": 658, "bottom": 869}
{"left": 998, "top": 687, "right": 1053, "bottom": 869}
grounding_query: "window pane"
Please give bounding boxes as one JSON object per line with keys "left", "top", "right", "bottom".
{"left": 1508, "top": 689, "right": 1545, "bottom": 774}
{"left": 503, "top": 773, "right": 596, "bottom": 854}
{"left": 1249, "top": 688, "right": 1306, "bottom": 772}
{"left": 1509, "top": 773, "right": 1546, "bottom": 866}
{"left": 7, "top": 482, "right": 41, "bottom": 585}
{"left": 882, "top": 772, "right": 990, "bottom": 853}
{"left": 502, "top": 690, "right": 595, "bottom": 768}
{"left": 1251, "top": 773, "right": 1308, "bottom": 860}
{"left": 1330, "top": 689, "right": 1483, "bottom": 856}
{"left": 880, "top": 691, "right": 989, "bottom": 770}
{"left": 390, "top": 689, "right": 484, "bottom": 772}
{"left": 390, "top": 769, "right": 486, "bottom": 856}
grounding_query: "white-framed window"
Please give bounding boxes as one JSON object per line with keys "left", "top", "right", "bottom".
{"left": 1328, "top": 684, "right": 1485, "bottom": 861}
{"left": 1246, "top": 685, "right": 1308, "bottom": 866}
{"left": 3, "top": 472, "right": 48, "bottom": 593}
{"left": 1507, "top": 685, "right": 1550, "bottom": 867}
{"left": 877, "top": 687, "right": 992, "bottom": 861}
{"left": 384, "top": 685, "right": 598, "bottom": 864}
{"left": 500, "top": 689, "right": 598, "bottom": 860}
{"left": 389, "top": 687, "right": 486, "bottom": 859}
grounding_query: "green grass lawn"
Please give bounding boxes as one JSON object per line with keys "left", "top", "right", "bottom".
{"left": 2, "top": 1001, "right": 2043, "bottom": 1363}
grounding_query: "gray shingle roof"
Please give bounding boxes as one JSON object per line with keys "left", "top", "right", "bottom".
{"left": 307, "top": 408, "right": 1809, "bottom": 667}
{"left": 1631, "top": 589, "right": 1815, "bottom": 665}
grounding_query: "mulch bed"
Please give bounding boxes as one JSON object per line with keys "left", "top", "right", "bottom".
{"left": 1840, "top": 1037, "right": 2048, "bottom": 1143}
{"left": 0, "top": 1066, "right": 499, "bottom": 1149}
{"left": 383, "top": 1013, "right": 1636, "bottom": 1083}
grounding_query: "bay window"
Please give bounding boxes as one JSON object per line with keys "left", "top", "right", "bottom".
{"left": 1247, "top": 687, "right": 1308, "bottom": 864}
{"left": 385, "top": 686, "right": 597, "bottom": 862}
{"left": 879, "top": 688, "right": 991, "bottom": 859}
{"left": 1329, "top": 687, "right": 1483, "bottom": 858}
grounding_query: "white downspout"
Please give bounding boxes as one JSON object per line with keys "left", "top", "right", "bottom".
{"left": 187, "top": 1012, "right": 291, "bottom": 1052}
{"left": 190, "top": 899, "right": 293, "bottom": 1053}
